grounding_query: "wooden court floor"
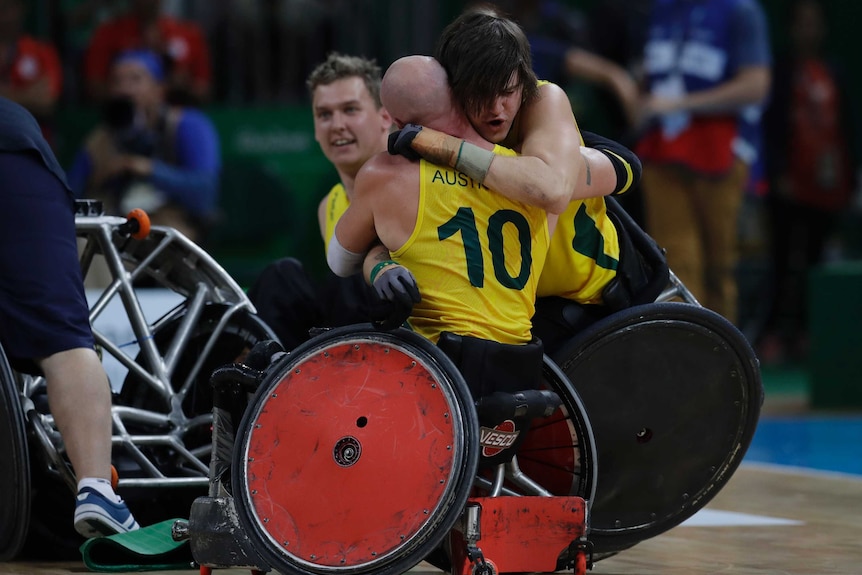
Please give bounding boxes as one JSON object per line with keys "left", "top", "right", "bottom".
{"left": 3, "top": 463, "right": 861, "bottom": 575}
{"left": 4, "top": 383, "right": 861, "bottom": 575}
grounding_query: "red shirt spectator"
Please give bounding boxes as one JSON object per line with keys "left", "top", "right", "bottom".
{"left": 0, "top": 0, "right": 63, "bottom": 140}
{"left": 0, "top": 36, "right": 63, "bottom": 107}
{"left": 84, "top": 1, "right": 211, "bottom": 105}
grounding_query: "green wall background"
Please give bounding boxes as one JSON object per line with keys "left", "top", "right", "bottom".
{"left": 52, "top": 0, "right": 862, "bottom": 286}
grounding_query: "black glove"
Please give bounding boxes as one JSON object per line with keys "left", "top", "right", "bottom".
{"left": 372, "top": 264, "right": 421, "bottom": 308}
{"left": 369, "top": 264, "right": 420, "bottom": 331}
{"left": 581, "top": 130, "right": 643, "bottom": 195}
{"left": 388, "top": 124, "right": 423, "bottom": 161}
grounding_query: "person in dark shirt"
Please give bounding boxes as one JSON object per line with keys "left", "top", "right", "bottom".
{"left": 0, "top": 96, "right": 140, "bottom": 538}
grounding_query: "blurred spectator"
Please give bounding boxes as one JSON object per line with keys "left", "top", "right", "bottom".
{"left": 67, "top": 49, "right": 220, "bottom": 244}
{"left": 58, "top": 0, "right": 121, "bottom": 103}
{"left": 0, "top": 0, "right": 63, "bottom": 141}
{"left": 217, "top": 0, "right": 337, "bottom": 103}
{"left": 508, "top": 0, "right": 649, "bottom": 224}
{"left": 511, "top": 0, "right": 643, "bottom": 133}
{"left": 758, "top": 0, "right": 858, "bottom": 363}
{"left": 634, "top": 0, "right": 771, "bottom": 325}
{"left": 83, "top": 0, "right": 212, "bottom": 105}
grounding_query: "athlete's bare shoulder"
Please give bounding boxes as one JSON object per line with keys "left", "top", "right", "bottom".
{"left": 353, "top": 151, "right": 417, "bottom": 203}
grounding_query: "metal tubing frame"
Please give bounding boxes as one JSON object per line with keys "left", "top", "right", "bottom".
{"left": 18, "top": 208, "right": 265, "bottom": 491}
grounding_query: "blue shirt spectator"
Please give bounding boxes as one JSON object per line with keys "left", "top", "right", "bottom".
{"left": 66, "top": 49, "right": 219, "bottom": 242}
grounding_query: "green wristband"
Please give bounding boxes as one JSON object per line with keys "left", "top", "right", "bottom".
{"left": 454, "top": 140, "right": 495, "bottom": 184}
{"left": 370, "top": 259, "right": 398, "bottom": 284}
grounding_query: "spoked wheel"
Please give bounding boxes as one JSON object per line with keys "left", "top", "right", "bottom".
{"left": 552, "top": 302, "right": 763, "bottom": 555}
{"left": 462, "top": 357, "right": 598, "bottom": 572}
{"left": 514, "top": 356, "right": 598, "bottom": 502}
{"left": 0, "top": 344, "right": 29, "bottom": 561}
{"left": 114, "top": 303, "right": 275, "bottom": 524}
{"left": 232, "top": 325, "right": 479, "bottom": 575}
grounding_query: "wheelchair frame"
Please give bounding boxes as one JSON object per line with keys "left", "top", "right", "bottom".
{"left": 176, "top": 197, "right": 759, "bottom": 575}
{"left": 0, "top": 196, "right": 759, "bottom": 574}
{"left": 0, "top": 200, "right": 276, "bottom": 561}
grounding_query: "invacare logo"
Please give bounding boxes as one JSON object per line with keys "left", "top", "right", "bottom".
{"left": 480, "top": 420, "right": 520, "bottom": 457}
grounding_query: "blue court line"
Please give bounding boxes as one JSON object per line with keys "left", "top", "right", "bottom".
{"left": 743, "top": 415, "right": 862, "bottom": 476}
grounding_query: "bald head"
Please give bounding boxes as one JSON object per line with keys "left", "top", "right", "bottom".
{"left": 381, "top": 55, "right": 460, "bottom": 131}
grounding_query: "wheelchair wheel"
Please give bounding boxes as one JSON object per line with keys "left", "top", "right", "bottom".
{"left": 0, "top": 344, "right": 30, "bottom": 561}
{"left": 115, "top": 303, "right": 274, "bottom": 524}
{"left": 462, "top": 357, "right": 598, "bottom": 573}
{"left": 552, "top": 302, "right": 763, "bottom": 555}
{"left": 514, "top": 356, "right": 598, "bottom": 503}
{"left": 232, "top": 325, "right": 479, "bottom": 575}
{"left": 119, "top": 302, "right": 274, "bottom": 418}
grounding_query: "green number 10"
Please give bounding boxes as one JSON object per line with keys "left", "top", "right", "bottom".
{"left": 437, "top": 207, "right": 532, "bottom": 290}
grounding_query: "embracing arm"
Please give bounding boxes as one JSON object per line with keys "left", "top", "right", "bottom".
{"left": 390, "top": 83, "right": 580, "bottom": 214}
{"left": 480, "top": 84, "right": 581, "bottom": 213}
{"left": 572, "top": 130, "right": 642, "bottom": 200}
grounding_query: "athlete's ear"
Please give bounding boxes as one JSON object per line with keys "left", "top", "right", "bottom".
{"left": 380, "top": 106, "right": 395, "bottom": 129}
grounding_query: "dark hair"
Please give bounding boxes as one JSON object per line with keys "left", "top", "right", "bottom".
{"left": 434, "top": 4, "right": 539, "bottom": 117}
{"left": 306, "top": 52, "right": 384, "bottom": 108}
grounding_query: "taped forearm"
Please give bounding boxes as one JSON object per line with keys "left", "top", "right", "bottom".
{"left": 362, "top": 243, "right": 393, "bottom": 285}
{"left": 409, "top": 127, "right": 461, "bottom": 168}
{"left": 411, "top": 127, "right": 494, "bottom": 184}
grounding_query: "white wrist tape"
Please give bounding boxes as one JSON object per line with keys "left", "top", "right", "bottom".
{"left": 454, "top": 141, "right": 495, "bottom": 184}
{"left": 327, "top": 233, "right": 367, "bottom": 277}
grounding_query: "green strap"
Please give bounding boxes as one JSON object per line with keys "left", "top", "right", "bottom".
{"left": 79, "top": 518, "right": 192, "bottom": 572}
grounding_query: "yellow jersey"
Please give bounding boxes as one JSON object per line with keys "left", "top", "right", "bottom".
{"left": 532, "top": 79, "right": 621, "bottom": 304}
{"left": 322, "top": 182, "right": 350, "bottom": 254}
{"left": 537, "top": 197, "right": 620, "bottom": 304}
{"left": 393, "top": 147, "right": 550, "bottom": 344}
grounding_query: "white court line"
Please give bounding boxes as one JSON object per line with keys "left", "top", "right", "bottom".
{"left": 741, "top": 460, "right": 862, "bottom": 481}
{"left": 681, "top": 508, "right": 802, "bottom": 527}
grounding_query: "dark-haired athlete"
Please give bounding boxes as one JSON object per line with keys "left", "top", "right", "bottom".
{"left": 388, "top": 6, "right": 650, "bottom": 351}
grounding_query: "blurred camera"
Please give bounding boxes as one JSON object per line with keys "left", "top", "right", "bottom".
{"left": 102, "top": 96, "right": 157, "bottom": 157}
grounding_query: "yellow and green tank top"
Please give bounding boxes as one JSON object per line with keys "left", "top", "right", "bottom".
{"left": 533, "top": 79, "right": 621, "bottom": 304}
{"left": 392, "top": 146, "right": 550, "bottom": 344}
{"left": 322, "top": 182, "right": 350, "bottom": 254}
{"left": 537, "top": 197, "right": 619, "bottom": 304}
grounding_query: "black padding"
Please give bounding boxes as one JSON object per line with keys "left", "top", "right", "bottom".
{"left": 436, "top": 332, "right": 544, "bottom": 399}
{"left": 604, "top": 196, "right": 669, "bottom": 310}
{"left": 552, "top": 303, "right": 762, "bottom": 554}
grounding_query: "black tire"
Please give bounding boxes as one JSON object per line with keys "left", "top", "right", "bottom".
{"left": 552, "top": 302, "right": 763, "bottom": 555}
{"left": 0, "top": 344, "right": 30, "bottom": 562}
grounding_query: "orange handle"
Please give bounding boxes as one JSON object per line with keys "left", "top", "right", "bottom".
{"left": 125, "top": 208, "right": 151, "bottom": 239}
